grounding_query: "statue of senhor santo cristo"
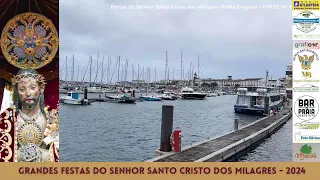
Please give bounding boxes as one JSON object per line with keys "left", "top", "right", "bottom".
{"left": 12, "top": 68, "right": 59, "bottom": 162}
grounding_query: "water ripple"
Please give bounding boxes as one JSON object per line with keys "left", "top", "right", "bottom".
{"left": 59, "top": 94, "right": 280, "bottom": 162}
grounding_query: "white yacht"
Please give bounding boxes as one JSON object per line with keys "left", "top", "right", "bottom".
{"left": 179, "top": 87, "right": 207, "bottom": 100}
{"left": 234, "top": 86, "right": 285, "bottom": 114}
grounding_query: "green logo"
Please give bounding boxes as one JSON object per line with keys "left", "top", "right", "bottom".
{"left": 300, "top": 144, "right": 312, "bottom": 154}
{"left": 296, "top": 144, "right": 317, "bottom": 160}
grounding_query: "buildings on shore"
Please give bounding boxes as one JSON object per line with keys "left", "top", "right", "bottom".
{"left": 60, "top": 63, "right": 293, "bottom": 90}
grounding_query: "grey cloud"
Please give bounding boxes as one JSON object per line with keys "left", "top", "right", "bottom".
{"left": 60, "top": 0, "right": 292, "bottom": 82}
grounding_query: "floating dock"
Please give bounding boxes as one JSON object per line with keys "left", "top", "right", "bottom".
{"left": 146, "top": 102, "right": 292, "bottom": 162}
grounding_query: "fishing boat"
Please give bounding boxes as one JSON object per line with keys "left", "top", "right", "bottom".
{"left": 179, "top": 87, "right": 207, "bottom": 100}
{"left": 60, "top": 92, "right": 90, "bottom": 105}
{"left": 234, "top": 86, "right": 285, "bottom": 115}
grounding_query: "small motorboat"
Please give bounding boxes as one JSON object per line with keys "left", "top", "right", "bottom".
{"left": 118, "top": 96, "right": 136, "bottom": 104}
{"left": 157, "top": 93, "right": 176, "bottom": 100}
{"left": 140, "top": 96, "right": 162, "bottom": 101}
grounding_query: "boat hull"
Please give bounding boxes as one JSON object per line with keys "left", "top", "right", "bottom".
{"left": 234, "top": 106, "right": 265, "bottom": 115}
{"left": 118, "top": 99, "right": 136, "bottom": 104}
{"left": 141, "top": 97, "right": 162, "bottom": 101}
{"left": 181, "top": 94, "right": 206, "bottom": 100}
{"left": 63, "top": 99, "right": 81, "bottom": 105}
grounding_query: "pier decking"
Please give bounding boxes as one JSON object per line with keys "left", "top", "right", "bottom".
{"left": 147, "top": 102, "right": 292, "bottom": 162}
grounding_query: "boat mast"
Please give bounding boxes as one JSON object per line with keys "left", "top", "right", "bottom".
{"left": 81, "top": 56, "right": 90, "bottom": 87}
{"left": 118, "top": 56, "right": 120, "bottom": 85}
{"left": 89, "top": 55, "right": 92, "bottom": 86}
{"left": 181, "top": 49, "right": 183, "bottom": 80}
{"left": 72, "top": 55, "right": 74, "bottom": 82}
{"left": 165, "top": 51, "right": 168, "bottom": 83}
{"left": 132, "top": 64, "right": 135, "bottom": 81}
{"left": 198, "top": 56, "right": 200, "bottom": 79}
{"left": 77, "top": 64, "right": 79, "bottom": 82}
{"left": 198, "top": 56, "right": 200, "bottom": 88}
{"left": 172, "top": 68, "right": 174, "bottom": 80}
{"left": 125, "top": 59, "right": 128, "bottom": 82}
{"left": 117, "top": 56, "right": 120, "bottom": 95}
{"left": 138, "top": 63, "right": 140, "bottom": 80}
{"left": 109, "top": 57, "right": 117, "bottom": 84}
{"left": 189, "top": 62, "right": 192, "bottom": 86}
{"left": 93, "top": 52, "right": 100, "bottom": 85}
{"left": 155, "top": 67, "right": 157, "bottom": 82}
{"left": 143, "top": 67, "right": 145, "bottom": 81}
{"left": 120, "top": 63, "right": 123, "bottom": 83}
{"left": 100, "top": 55, "right": 105, "bottom": 84}
{"left": 107, "top": 57, "right": 111, "bottom": 85}
{"left": 65, "top": 56, "right": 68, "bottom": 82}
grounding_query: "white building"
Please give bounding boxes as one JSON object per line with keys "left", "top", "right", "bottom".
{"left": 201, "top": 77, "right": 282, "bottom": 88}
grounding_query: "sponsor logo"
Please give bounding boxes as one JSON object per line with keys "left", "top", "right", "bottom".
{"left": 293, "top": 11, "right": 320, "bottom": 33}
{"left": 293, "top": 1, "right": 320, "bottom": 10}
{"left": 293, "top": 84, "right": 319, "bottom": 92}
{"left": 294, "top": 95, "right": 319, "bottom": 121}
{"left": 294, "top": 41, "right": 319, "bottom": 48}
{"left": 293, "top": 34, "right": 320, "bottom": 39}
{"left": 292, "top": 49, "right": 319, "bottom": 79}
{"left": 295, "top": 122, "right": 320, "bottom": 129}
{"left": 294, "top": 95, "right": 320, "bottom": 129}
{"left": 295, "top": 144, "right": 317, "bottom": 160}
{"left": 295, "top": 131, "right": 320, "bottom": 141}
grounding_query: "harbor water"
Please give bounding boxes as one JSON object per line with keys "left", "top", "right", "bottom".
{"left": 59, "top": 93, "right": 292, "bottom": 162}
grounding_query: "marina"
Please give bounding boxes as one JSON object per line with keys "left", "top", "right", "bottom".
{"left": 59, "top": 60, "right": 292, "bottom": 162}
{"left": 60, "top": 93, "right": 292, "bottom": 162}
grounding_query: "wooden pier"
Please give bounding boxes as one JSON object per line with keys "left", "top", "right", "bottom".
{"left": 146, "top": 102, "right": 292, "bottom": 162}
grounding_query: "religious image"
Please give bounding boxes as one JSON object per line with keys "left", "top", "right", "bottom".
{"left": 0, "top": 1, "right": 59, "bottom": 162}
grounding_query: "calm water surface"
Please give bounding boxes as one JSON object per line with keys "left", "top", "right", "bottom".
{"left": 59, "top": 94, "right": 291, "bottom": 162}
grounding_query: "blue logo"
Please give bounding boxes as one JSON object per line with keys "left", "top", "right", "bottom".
{"left": 294, "top": 1, "right": 300, "bottom": 6}
{"left": 293, "top": 11, "right": 320, "bottom": 33}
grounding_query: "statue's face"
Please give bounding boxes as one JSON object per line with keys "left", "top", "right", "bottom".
{"left": 17, "top": 77, "right": 41, "bottom": 111}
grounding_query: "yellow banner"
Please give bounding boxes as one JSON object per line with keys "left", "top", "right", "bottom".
{"left": 0, "top": 162, "right": 319, "bottom": 180}
{"left": 292, "top": 0, "right": 320, "bottom": 10}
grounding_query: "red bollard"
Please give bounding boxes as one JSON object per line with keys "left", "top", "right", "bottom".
{"left": 170, "top": 127, "right": 181, "bottom": 152}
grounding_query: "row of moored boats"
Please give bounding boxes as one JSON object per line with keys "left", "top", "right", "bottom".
{"left": 60, "top": 87, "right": 229, "bottom": 105}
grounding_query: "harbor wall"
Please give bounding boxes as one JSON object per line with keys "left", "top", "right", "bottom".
{"left": 146, "top": 106, "right": 292, "bottom": 162}
{"left": 195, "top": 111, "right": 292, "bottom": 162}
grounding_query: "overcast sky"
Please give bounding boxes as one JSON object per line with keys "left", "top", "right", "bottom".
{"left": 59, "top": 0, "right": 291, "bottom": 83}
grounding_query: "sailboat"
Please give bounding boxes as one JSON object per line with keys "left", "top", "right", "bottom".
{"left": 140, "top": 67, "right": 161, "bottom": 101}
{"left": 105, "top": 56, "right": 124, "bottom": 100}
